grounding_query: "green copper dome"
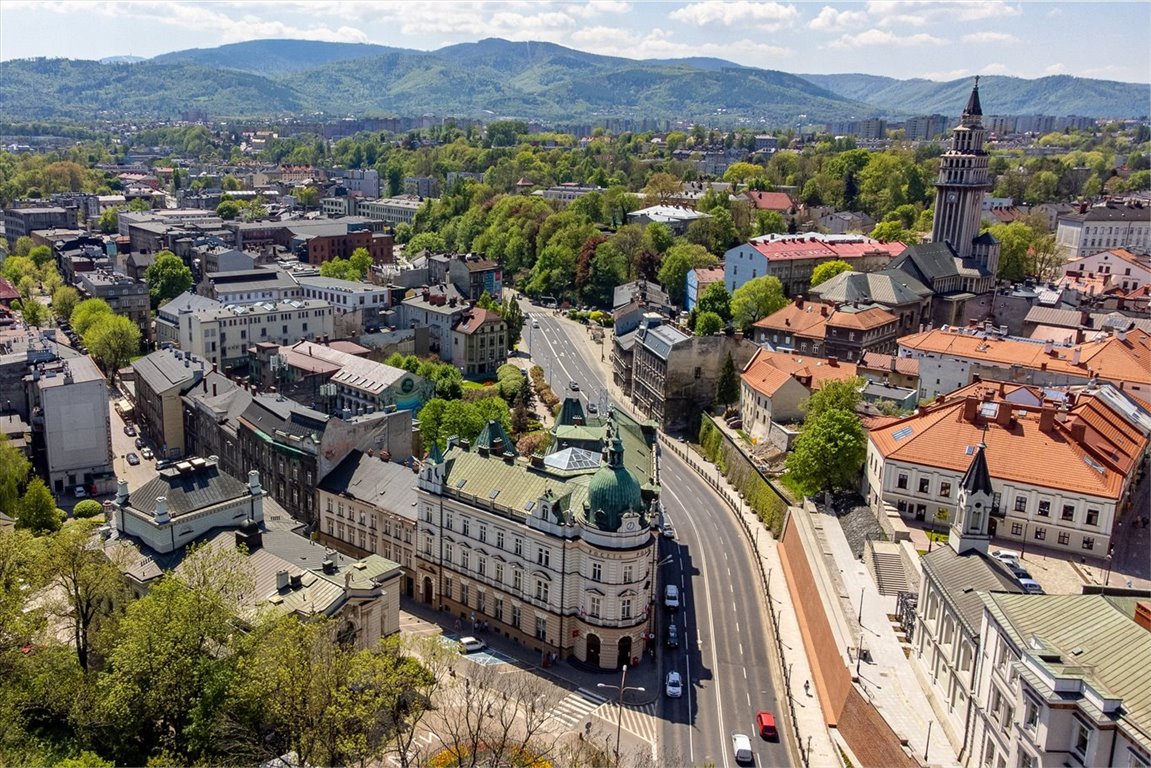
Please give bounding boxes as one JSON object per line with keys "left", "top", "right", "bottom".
{"left": 585, "top": 437, "right": 644, "bottom": 532}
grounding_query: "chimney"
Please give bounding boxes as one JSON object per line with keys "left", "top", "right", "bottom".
{"left": 530, "top": 454, "right": 544, "bottom": 468}
{"left": 248, "top": 470, "right": 262, "bottom": 495}
{"left": 996, "top": 402, "right": 1014, "bottom": 427}
{"left": 1043, "top": 339, "right": 1054, "bottom": 355}
{"left": 1072, "top": 347, "right": 1082, "bottom": 366}
{"left": 1117, "top": 328, "right": 1128, "bottom": 342}
{"left": 322, "top": 556, "right": 337, "bottom": 574}
{"left": 1069, "top": 420, "right": 1087, "bottom": 443}
{"left": 828, "top": 356, "right": 838, "bottom": 367}
{"left": 796, "top": 295, "right": 804, "bottom": 309}
{"left": 1039, "top": 408, "right": 1055, "bottom": 432}
{"left": 275, "top": 570, "right": 289, "bottom": 591}
{"left": 116, "top": 478, "right": 130, "bottom": 505}
{"left": 962, "top": 397, "right": 979, "bottom": 423}
{"left": 154, "top": 496, "right": 170, "bottom": 524}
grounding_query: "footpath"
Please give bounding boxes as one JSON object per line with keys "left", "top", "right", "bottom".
{"left": 552, "top": 314, "right": 838, "bottom": 768}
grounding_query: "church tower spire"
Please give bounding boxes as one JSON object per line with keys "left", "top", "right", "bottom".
{"left": 930, "top": 77, "right": 996, "bottom": 279}
{"left": 948, "top": 440, "right": 994, "bottom": 555}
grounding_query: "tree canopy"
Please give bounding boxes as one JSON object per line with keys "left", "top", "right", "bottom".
{"left": 730, "top": 275, "right": 786, "bottom": 333}
{"left": 144, "top": 251, "right": 193, "bottom": 309}
{"left": 810, "top": 259, "right": 853, "bottom": 287}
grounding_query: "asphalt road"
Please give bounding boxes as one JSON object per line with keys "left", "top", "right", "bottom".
{"left": 523, "top": 306, "right": 791, "bottom": 767}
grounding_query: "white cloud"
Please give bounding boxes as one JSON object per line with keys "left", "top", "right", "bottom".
{"left": 567, "top": 0, "right": 631, "bottom": 19}
{"left": 669, "top": 1, "right": 799, "bottom": 31}
{"left": 922, "top": 68, "right": 971, "bottom": 81}
{"left": 979, "top": 62, "right": 1009, "bottom": 74}
{"left": 808, "top": 5, "right": 867, "bottom": 31}
{"left": 962, "top": 31, "right": 1018, "bottom": 44}
{"left": 571, "top": 25, "right": 791, "bottom": 63}
{"left": 827, "top": 28, "right": 946, "bottom": 49}
{"left": 865, "top": 0, "right": 1021, "bottom": 28}
{"left": 1045, "top": 63, "right": 1067, "bottom": 75}
{"left": 1081, "top": 64, "right": 1127, "bottom": 80}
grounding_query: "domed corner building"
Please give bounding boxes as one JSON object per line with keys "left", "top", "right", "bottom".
{"left": 415, "top": 396, "right": 661, "bottom": 670}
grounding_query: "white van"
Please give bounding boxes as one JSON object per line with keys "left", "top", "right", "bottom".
{"left": 664, "top": 584, "right": 680, "bottom": 610}
{"left": 732, "top": 733, "right": 754, "bottom": 764}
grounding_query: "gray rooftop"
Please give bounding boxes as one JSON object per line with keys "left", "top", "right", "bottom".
{"left": 810, "top": 268, "right": 932, "bottom": 306}
{"left": 36, "top": 354, "right": 104, "bottom": 389}
{"left": 638, "top": 323, "right": 690, "bottom": 360}
{"left": 318, "top": 451, "right": 419, "bottom": 519}
{"left": 158, "top": 291, "right": 224, "bottom": 317}
{"left": 921, "top": 547, "right": 1020, "bottom": 638}
{"left": 127, "top": 460, "right": 251, "bottom": 519}
{"left": 132, "top": 348, "right": 208, "bottom": 394}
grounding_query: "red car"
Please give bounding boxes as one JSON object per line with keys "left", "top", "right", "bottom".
{"left": 756, "top": 711, "right": 778, "bottom": 741}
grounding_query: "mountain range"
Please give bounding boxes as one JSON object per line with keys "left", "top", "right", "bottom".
{"left": 2, "top": 38, "right": 1147, "bottom": 125}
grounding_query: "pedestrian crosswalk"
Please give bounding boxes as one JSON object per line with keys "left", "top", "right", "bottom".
{"left": 548, "top": 689, "right": 659, "bottom": 745}
{"left": 550, "top": 688, "right": 607, "bottom": 729}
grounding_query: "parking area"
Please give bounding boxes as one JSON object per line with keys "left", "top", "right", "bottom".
{"left": 108, "top": 394, "right": 158, "bottom": 490}
{"left": 438, "top": 633, "right": 517, "bottom": 667}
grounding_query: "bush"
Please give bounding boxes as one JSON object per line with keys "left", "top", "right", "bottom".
{"left": 698, "top": 418, "right": 787, "bottom": 537}
{"left": 72, "top": 499, "right": 104, "bottom": 519}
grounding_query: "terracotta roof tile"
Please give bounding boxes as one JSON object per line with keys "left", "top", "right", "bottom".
{"left": 753, "top": 302, "right": 830, "bottom": 339}
{"left": 859, "top": 352, "right": 920, "bottom": 377}
{"left": 740, "top": 348, "right": 859, "bottom": 397}
{"left": 825, "top": 306, "right": 898, "bottom": 330}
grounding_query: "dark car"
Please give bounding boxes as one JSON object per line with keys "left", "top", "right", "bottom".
{"left": 126, "top": 452, "right": 140, "bottom": 466}
{"left": 665, "top": 623, "right": 680, "bottom": 649}
{"left": 123, "top": 424, "right": 137, "bottom": 437}
{"left": 134, "top": 437, "right": 145, "bottom": 450}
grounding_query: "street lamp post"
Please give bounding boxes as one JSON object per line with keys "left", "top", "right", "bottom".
{"left": 597, "top": 665, "right": 645, "bottom": 761}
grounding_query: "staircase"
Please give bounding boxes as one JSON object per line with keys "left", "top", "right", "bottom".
{"left": 870, "top": 544, "right": 910, "bottom": 597}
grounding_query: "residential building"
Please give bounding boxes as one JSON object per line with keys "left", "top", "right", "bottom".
{"left": 446, "top": 254, "right": 503, "bottom": 302}
{"left": 294, "top": 274, "right": 389, "bottom": 335}
{"left": 968, "top": 592, "right": 1151, "bottom": 768}
{"left": 897, "top": 325, "right": 1151, "bottom": 404}
{"left": 416, "top": 409, "right": 660, "bottom": 670}
{"left": 751, "top": 297, "right": 900, "bottom": 362}
{"left": 191, "top": 245, "right": 255, "bottom": 276}
{"left": 155, "top": 292, "right": 223, "bottom": 349}
{"left": 227, "top": 218, "right": 393, "bottom": 267}
{"left": 612, "top": 280, "right": 671, "bottom": 313}
{"left": 611, "top": 314, "right": 663, "bottom": 399}
{"left": 29, "top": 354, "right": 113, "bottom": 495}
{"left": 397, "top": 286, "right": 471, "bottom": 362}
{"left": 1056, "top": 202, "right": 1151, "bottom": 259}
{"left": 685, "top": 266, "right": 725, "bottom": 311}
{"left": 865, "top": 380, "right": 1150, "bottom": 555}
{"left": 233, "top": 393, "right": 414, "bottom": 526}
{"left": 3, "top": 206, "right": 74, "bottom": 247}
{"left": 0, "top": 277, "right": 18, "bottom": 308}
{"left": 106, "top": 459, "right": 402, "bottom": 649}
{"left": 533, "top": 184, "right": 604, "bottom": 206}
{"left": 176, "top": 299, "right": 335, "bottom": 368}
{"left": 1021, "top": 305, "right": 1151, "bottom": 346}
{"left": 630, "top": 323, "right": 758, "bottom": 433}
{"left": 201, "top": 267, "right": 302, "bottom": 305}
{"left": 76, "top": 269, "right": 151, "bottom": 343}
{"left": 858, "top": 352, "right": 921, "bottom": 392}
{"left": 318, "top": 450, "right": 419, "bottom": 597}
{"left": 724, "top": 233, "right": 906, "bottom": 296}
{"left": 357, "top": 196, "right": 424, "bottom": 227}
{"left": 132, "top": 348, "right": 216, "bottom": 459}
{"left": 626, "top": 205, "right": 710, "bottom": 235}
{"left": 123, "top": 251, "right": 155, "bottom": 282}
{"left": 403, "top": 176, "right": 438, "bottom": 198}
{"left": 744, "top": 190, "right": 795, "bottom": 214}
{"left": 739, "top": 348, "right": 860, "bottom": 441}
{"left": 816, "top": 210, "right": 875, "bottom": 235}
{"left": 451, "top": 307, "right": 508, "bottom": 378}
{"left": 1063, "top": 247, "right": 1151, "bottom": 293}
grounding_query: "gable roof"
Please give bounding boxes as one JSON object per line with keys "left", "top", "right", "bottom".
{"left": 809, "top": 269, "right": 932, "bottom": 306}
{"left": 753, "top": 301, "right": 830, "bottom": 339}
{"left": 859, "top": 352, "right": 920, "bottom": 378}
{"left": 921, "top": 547, "right": 1019, "bottom": 637}
{"left": 889, "top": 241, "right": 961, "bottom": 285}
{"left": 740, "top": 348, "right": 859, "bottom": 396}
{"left": 744, "top": 190, "right": 794, "bottom": 211}
{"left": 824, "top": 306, "right": 898, "bottom": 330}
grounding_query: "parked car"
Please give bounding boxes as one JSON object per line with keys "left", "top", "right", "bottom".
{"left": 756, "top": 711, "right": 778, "bottom": 741}
{"left": 126, "top": 452, "right": 140, "bottom": 466}
{"left": 991, "top": 549, "right": 1021, "bottom": 567}
{"left": 458, "top": 637, "right": 486, "bottom": 654}
{"left": 140, "top": 447, "right": 154, "bottom": 460}
{"left": 662, "top": 523, "right": 677, "bottom": 540}
{"left": 665, "top": 671, "right": 683, "bottom": 698}
{"left": 123, "top": 424, "right": 136, "bottom": 436}
{"left": 731, "top": 733, "right": 754, "bottom": 764}
{"left": 1018, "top": 578, "right": 1045, "bottom": 595}
{"left": 587, "top": 402, "right": 598, "bottom": 415}
{"left": 1006, "top": 563, "right": 1032, "bottom": 580}
{"left": 665, "top": 623, "right": 680, "bottom": 648}
{"left": 134, "top": 437, "right": 145, "bottom": 450}
{"left": 73, "top": 486, "right": 87, "bottom": 498}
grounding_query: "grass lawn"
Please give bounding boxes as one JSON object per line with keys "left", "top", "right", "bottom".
{"left": 776, "top": 472, "right": 804, "bottom": 504}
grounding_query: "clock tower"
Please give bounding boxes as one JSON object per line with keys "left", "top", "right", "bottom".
{"left": 931, "top": 78, "right": 995, "bottom": 272}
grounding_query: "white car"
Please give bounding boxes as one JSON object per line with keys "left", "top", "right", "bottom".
{"left": 73, "top": 485, "right": 88, "bottom": 498}
{"left": 732, "top": 733, "right": 754, "bottom": 764}
{"left": 459, "top": 636, "right": 486, "bottom": 654}
{"left": 665, "top": 670, "right": 683, "bottom": 698}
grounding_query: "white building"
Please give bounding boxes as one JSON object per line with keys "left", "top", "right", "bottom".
{"left": 969, "top": 592, "right": 1151, "bottom": 768}
{"left": 1055, "top": 202, "right": 1151, "bottom": 259}
{"left": 177, "top": 299, "right": 335, "bottom": 367}
{"left": 357, "top": 196, "right": 425, "bottom": 226}
{"left": 1063, "top": 247, "right": 1151, "bottom": 293}
{"left": 866, "top": 380, "right": 1149, "bottom": 556}
{"left": 32, "top": 355, "right": 114, "bottom": 495}
{"left": 295, "top": 275, "right": 389, "bottom": 314}
{"left": 416, "top": 407, "right": 660, "bottom": 670}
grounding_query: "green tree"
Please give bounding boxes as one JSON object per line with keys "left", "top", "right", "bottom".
{"left": 501, "top": 297, "right": 524, "bottom": 351}
{"left": 127, "top": 197, "right": 151, "bottom": 212}
{"left": 988, "top": 220, "right": 1034, "bottom": 283}
{"left": 870, "top": 218, "right": 919, "bottom": 244}
{"left": 785, "top": 408, "right": 867, "bottom": 494}
{"left": 69, "top": 298, "right": 112, "bottom": 337}
{"left": 221, "top": 174, "right": 242, "bottom": 191}
{"left": 810, "top": 259, "right": 853, "bottom": 287}
{"left": 216, "top": 200, "right": 241, "bottom": 220}
{"left": 52, "top": 285, "right": 80, "bottom": 321}
{"left": 730, "top": 275, "right": 786, "bottom": 333}
{"left": 28, "top": 245, "right": 53, "bottom": 268}
{"left": 753, "top": 210, "right": 787, "bottom": 237}
{"left": 642, "top": 171, "right": 681, "bottom": 205}
{"left": 17, "top": 477, "right": 61, "bottom": 534}
{"left": 697, "top": 281, "right": 732, "bottom": 322}
{"left": 715, "top": 352, "right": 739, "bottom": 409}
{"left": 694, "top": 311, "right": 725, "bottom": 336}
{"left": 1, "top": 255, "right": 37, "bottom": 285}
{"left": 406, "top": 232, "right": 446, "bottom": 254}
{"left": 71, "top": 499, "right": 104, "bottom": 519}
{"left": 16, "top": 298, "right": 46, "bottom": 327}
{"left": 804, "top": 377, "right": 864, "bottom": 420}
{"left": 11, "top": 236, "right": 35, "bottom": 258}
{"left": 0, "top": 434, "right": 31, "bottom": 516}
{"left": 84, "top": 314, "right": 142, "bottom": 375}
{"left": 144, "top": 250, "right": 193, "bottom": 308}
{"left": 295, "top": 186, "right": 319, "bottom": 209}
{"left": 656, "top": 242, "right": 718, "bottom": 307}
{"left": 41, "top": 519, "right": 128, "bottom": 671}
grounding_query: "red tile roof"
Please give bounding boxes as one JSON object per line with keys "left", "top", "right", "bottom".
{"left": 744, "top": 190, "right": 794, "bottom": 211}
{"left": 753, "top": 302, "right": 831, "bottom": 339}
{"left": 0, "top": 277, "right": 19, "bottom": 302}
{"left": 456, "top": 308, "right": 504, "bottom": 335}
{"left": 825, "top": 306, "right": 898, "bottom": 330}
{"left": 740, "top": 348, "right": 859, "bottom": 397}
{"left": 859, "top": 352, "right": 920, "bottom": 377}
{"left": 870, "top": 382, "right": 1148, "bottom": 500}
{"left": 748, "top": 237, "right": 905, "bottom": 263}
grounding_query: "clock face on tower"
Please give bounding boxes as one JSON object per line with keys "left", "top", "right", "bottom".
{"left": 946, "top": 192, "right": 958, "bottom": 203}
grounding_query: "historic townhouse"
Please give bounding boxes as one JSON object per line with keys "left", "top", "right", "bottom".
{"left": 415, "top": 403, "right": 660, "bottom": 670}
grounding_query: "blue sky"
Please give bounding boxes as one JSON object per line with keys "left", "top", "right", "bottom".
{"left": 1, "top": 1, "right": 1148, "bottom": 83}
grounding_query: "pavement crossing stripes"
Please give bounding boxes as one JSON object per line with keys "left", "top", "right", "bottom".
{"left": 549, "top": 689, "right": 607, "bottom": 729}
{"left": 593, "top": 701, "right": 660, "bottom": 745}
